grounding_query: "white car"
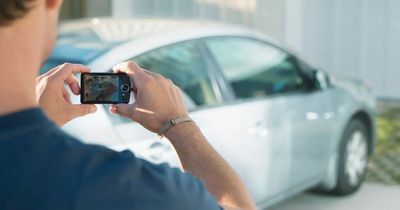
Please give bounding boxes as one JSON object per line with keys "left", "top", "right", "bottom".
{"left": 42, "top": 18, "right": 376, "bottom": 209}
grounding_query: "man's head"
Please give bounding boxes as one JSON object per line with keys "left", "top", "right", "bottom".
{"left": 0, "top": 0, "right": 63, "bottom": 61}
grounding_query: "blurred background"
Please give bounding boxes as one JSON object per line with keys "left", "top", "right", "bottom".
{"left": 58, "top": 0, "right": 400, "bottom": 209}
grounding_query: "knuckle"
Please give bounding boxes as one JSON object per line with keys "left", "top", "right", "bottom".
{"left": 74, "top": 64, "right": 84, "bottom": 69}
{"left": 174, "top": 85, "right": 181, "bottom": 92}
{"left": 157, "top": 74, "right": 167, "bottom": 82}
{"left": 167, "top": 79, "right": 173, "bottom": 84}
{"left": 46, "top": 76, "right": 57, "bottom": 85}
{"left": 127, "top": 61, "right": 139, "bottom": 69}
{"left": 36, "top": 76, "right": 43, "bottom": 83}
{"left": 153, "top": 74, "right": 161, "bottom": 81}
{"left": 166, "top": 80, "right": 175, "bottom": 88}
{"left": 61, "top": 62, "right": 71, "bottom": 68}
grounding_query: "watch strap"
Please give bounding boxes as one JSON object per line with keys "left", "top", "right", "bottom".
{"left": 158, "top": 116, "right": 193, "bottom": 137}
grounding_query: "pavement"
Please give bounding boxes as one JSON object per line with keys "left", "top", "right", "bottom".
{"left": 268, "top": 183, "right": 400, "bottom": 210}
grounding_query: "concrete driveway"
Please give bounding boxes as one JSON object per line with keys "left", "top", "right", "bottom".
{"left": 268, "top": 183, "right": 400, "bottom": 210}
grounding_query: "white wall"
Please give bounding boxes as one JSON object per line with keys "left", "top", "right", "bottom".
{"left": 284, "top": 0, "right": 400, "bottom": 99}
{"left": 85, "top": 0, "right": 112, "bottom": 18}
{"left": 111, "top": 0, "right": 285, "bottom": 41}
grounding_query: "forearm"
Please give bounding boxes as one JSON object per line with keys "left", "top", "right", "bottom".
{"left": 165, "top": 122, "right": 256, "bottom": 210}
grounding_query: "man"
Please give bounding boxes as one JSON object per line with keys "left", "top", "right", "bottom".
{"left": 0, "top": 0, "right": 256, "bottom": 210}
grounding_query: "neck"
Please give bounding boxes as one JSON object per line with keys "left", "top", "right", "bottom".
{"left": 0, "top": 20, "right": 44, "bottom": 116}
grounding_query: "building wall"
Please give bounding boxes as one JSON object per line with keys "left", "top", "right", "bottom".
{"left": 284, "top": 0, "right": 400, "bottom": 99}
{"left": 60, "top": 0, "right": 111, "bottom": 20}
{"left": 60, "top": 0, "right": 86, "bottom": 20}
{"left": 61, "top": 0, "right": 284, "bottom": 43}
{"left": 112, "top": 0, "right": 284, "bottom": 41}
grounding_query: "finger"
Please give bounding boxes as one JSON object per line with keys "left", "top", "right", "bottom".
{"left": 142, "top": 69, "right": 162, "bottom": 78}
{"left": 109, "top": 105, "right": 118, "bottom": 114}
{"left": 111, "top": 104, "right": 135, "bottom": 119}
{"left": 62, "top": 88, "right": 72, "bottom": 104}
{"left": 69, "top": 104, "right": 97, "bottom": 118}
{"left": 113, "top": 61, "right": 148, "bottom": 90}
{"left": 65, "top": 74, "right": 81, "bottom": 95}
{"left": 53, "top": 63, "right": 91, "bottom": 80}
{"left": 41, "top": 65, "right": 61, "bottom": 78}
{"left": 53, "top": 63, "right": 90, "bottom": 95}
{"left": 112, "top": 61, "right": 143, "bottom": 77}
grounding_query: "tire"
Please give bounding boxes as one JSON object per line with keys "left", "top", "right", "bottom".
{"left": 331, "top": 119, "right": 369, "bottom": 195}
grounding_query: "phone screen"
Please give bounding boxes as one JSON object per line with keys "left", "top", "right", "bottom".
{"left": 81, "top": 73, "right": 131, "bottom": 104}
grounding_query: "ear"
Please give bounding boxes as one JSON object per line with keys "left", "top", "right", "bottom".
{"left": 46, "top": 0, "right": 63, "bottom": 10}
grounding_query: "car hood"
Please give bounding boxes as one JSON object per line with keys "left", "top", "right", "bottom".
{"left": 329, "top": 74, "right": 375, "bottom": 107}
{"left": 331, "top": 75, "right": 368, "bottom": 93}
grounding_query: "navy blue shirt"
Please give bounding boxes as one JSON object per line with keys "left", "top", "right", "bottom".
{"left": 0, "top": 108, "right": 221, "bottom": 210}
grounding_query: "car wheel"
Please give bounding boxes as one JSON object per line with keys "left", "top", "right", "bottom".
{"left": 332, "top": 119, "right": 369, "bottom": 195}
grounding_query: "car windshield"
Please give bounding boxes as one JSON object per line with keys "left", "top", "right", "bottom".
{"left": 40, "top": 28, "right": 122, "bottom": 74}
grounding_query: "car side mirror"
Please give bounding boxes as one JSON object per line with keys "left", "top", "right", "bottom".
{"left": 314, "top": 70, "right": 331, "bottom": 90}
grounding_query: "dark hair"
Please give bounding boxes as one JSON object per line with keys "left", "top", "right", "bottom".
{"left": 0, "top": 0, "right": 35, "bottom": 26}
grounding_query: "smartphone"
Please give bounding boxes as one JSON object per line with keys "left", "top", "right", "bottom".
{"left": 80, "top": 73, "right": 131, "bottom": 104}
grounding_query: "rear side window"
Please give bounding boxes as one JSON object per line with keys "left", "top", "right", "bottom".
{"left": 134, "top": 41, "right": 218, "bottom": 106}
{"left": 205, "top": 37, "right": 307, "bottom": 99}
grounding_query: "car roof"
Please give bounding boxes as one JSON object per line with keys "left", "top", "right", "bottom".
{"left": 59, "top": 17, "right": 277, "bottom": 44}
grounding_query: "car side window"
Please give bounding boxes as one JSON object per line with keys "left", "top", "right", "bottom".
{"left": 205, "top": 37, "right": 307, "bottom": 99}
{"left": 134, "top": 41, "right": 218, "bottom": 106}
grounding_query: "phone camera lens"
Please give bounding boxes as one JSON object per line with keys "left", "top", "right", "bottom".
{"left": 121, "top": 84, "right": 130, "bottom": 93}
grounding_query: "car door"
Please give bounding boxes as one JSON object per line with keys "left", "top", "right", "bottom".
{"left": 203, "top": 36, "right": 333, "bottom": 202}
{"left": 285, "top": 59, "right": 335, "bottom": 188}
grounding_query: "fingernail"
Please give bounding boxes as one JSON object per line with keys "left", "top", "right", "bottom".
{"left": 109, "top": 106, "right": 117, "bottom": 114}
{"left": 74, "top": 83, "right": 80, "bottom": 91}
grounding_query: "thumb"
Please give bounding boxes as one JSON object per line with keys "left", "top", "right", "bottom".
{"left": 69, "top": 104, "right": 97, "bottom": 118}
{"left": 111, "top": 104, "right": 136, "bottom": 119}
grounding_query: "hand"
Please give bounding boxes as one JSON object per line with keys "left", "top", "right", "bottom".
{"left": 110, "top": 61, "right": 189, "bottom": 133}
{"left": 36, "top": 63, "right": 97, "bottom": 126}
